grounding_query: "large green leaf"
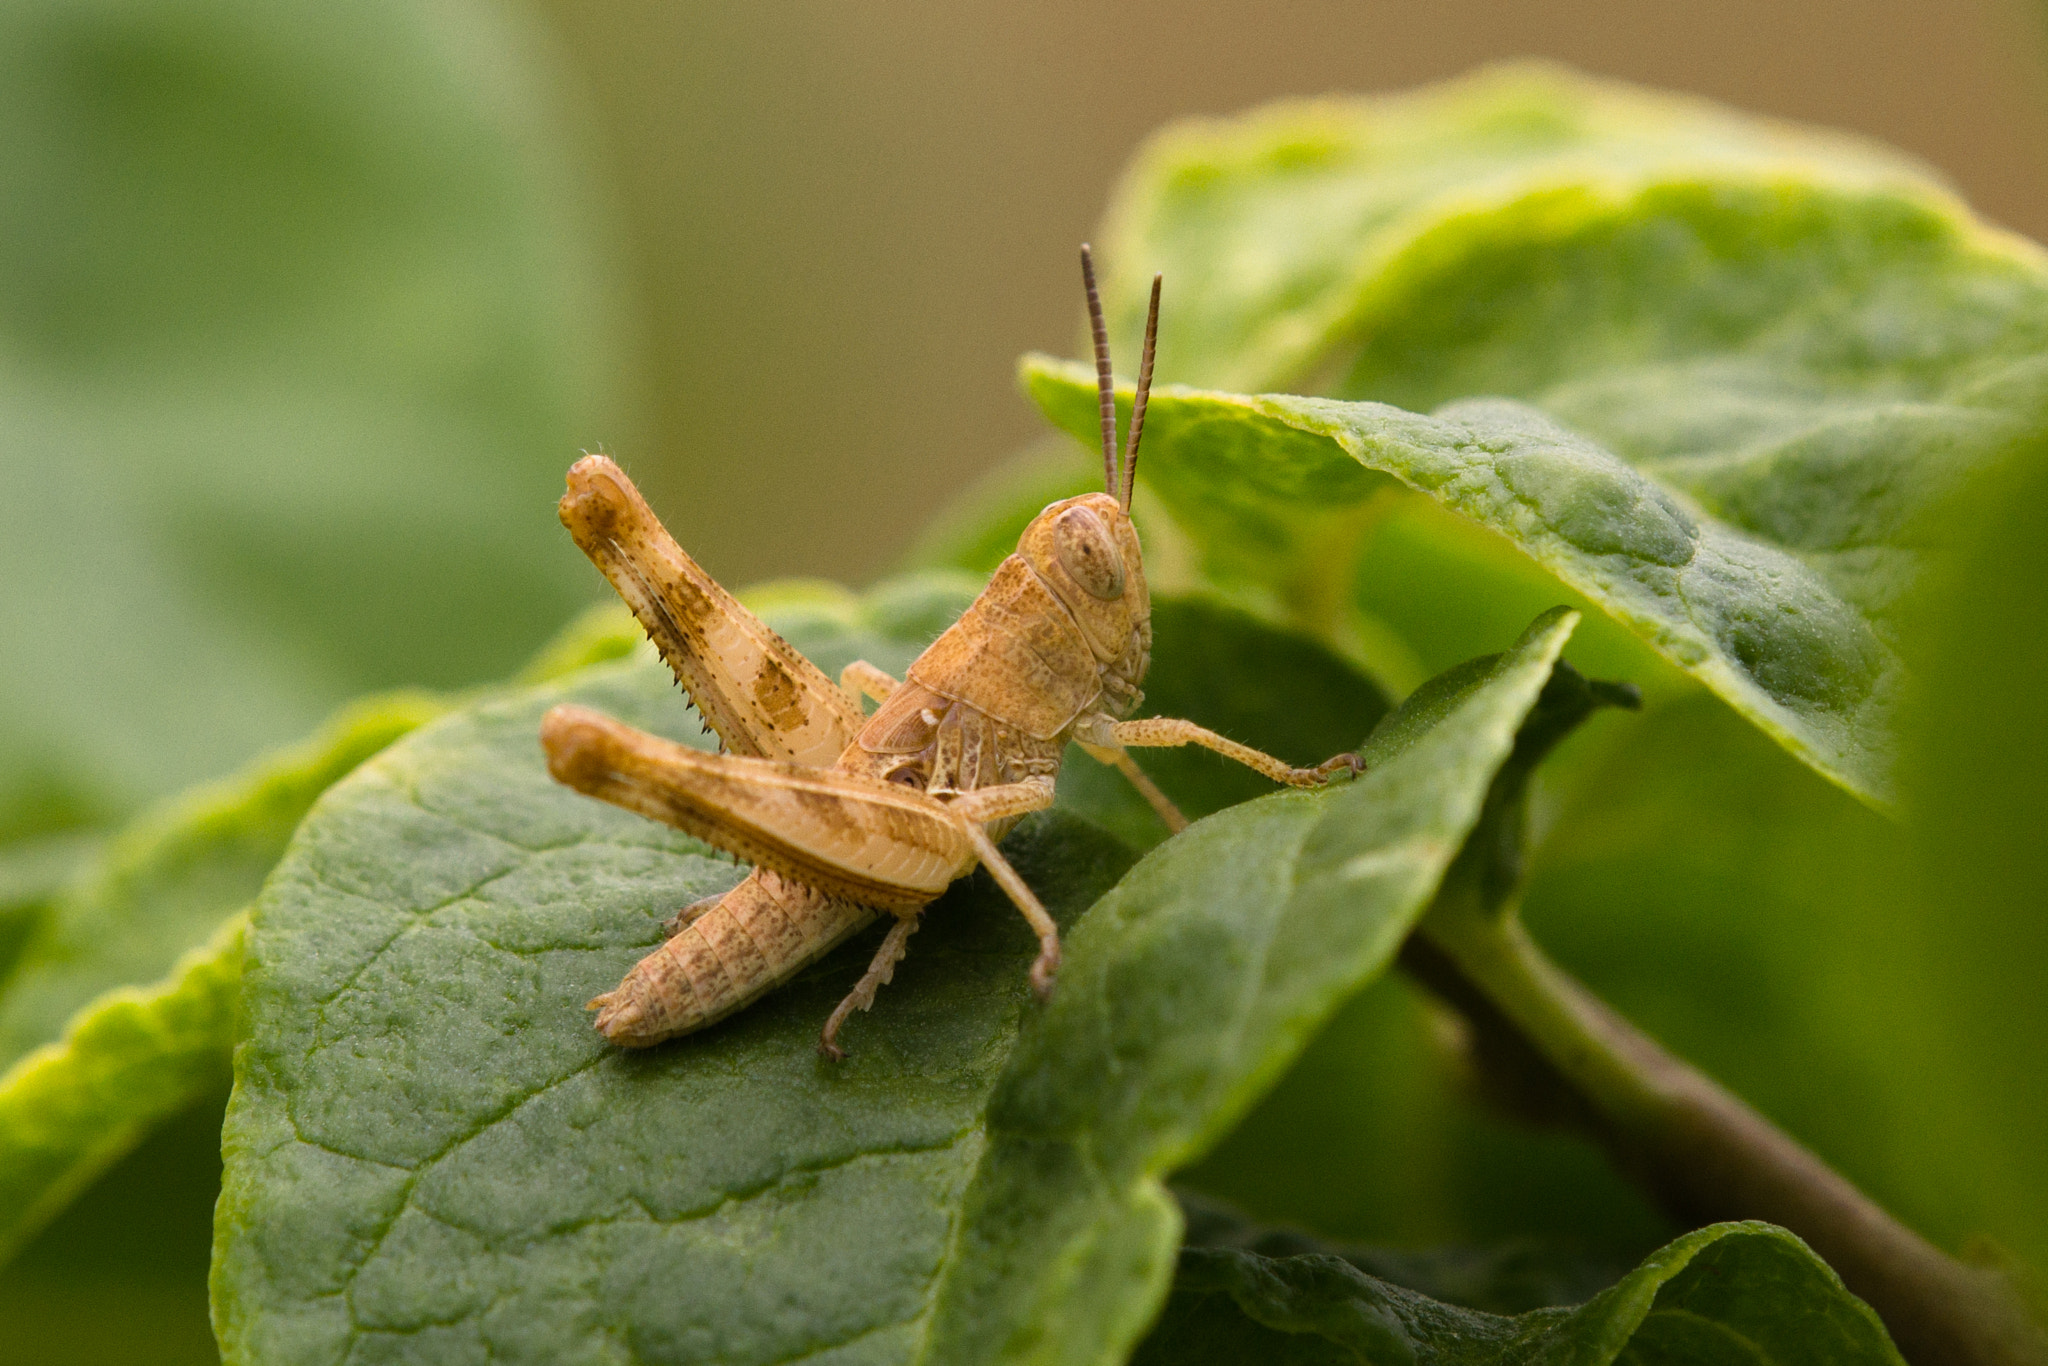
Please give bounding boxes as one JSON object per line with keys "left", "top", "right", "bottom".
{"left": 1134, "top": 1222, "right": 1902, "bottom": 1366}
{"left": 1053, "top": 66, "right": 2048, "bottom": 805}
{"left": 0, "top": 0, "right": 623, "bottom": 836}
{"left": 0, "top": 610, "right": 641, "bottom": 1270}
{"left": 0, "top": 694, "right": 442, "bottom": 1266}
{"left": 915, "top": 611, "right": 1574, "bottom": 1366}
{"left": 1031, "top": 353, "right": 2013, "bottom": 804}
{"left": 211, "top": 581, "right": 1110, "bottom": 1364}
{"left": 1091, "top": 64, "right": 1936, "bottom": 395}
{"left": 209, "top": 575, "right": 1564, "bottom": 1362}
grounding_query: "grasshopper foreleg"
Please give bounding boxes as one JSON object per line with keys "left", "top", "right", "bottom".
{"left": 963, "top": 824, "right": 1062, "bottom": 997}
{"left": 1081, "top": 716, "right": 1365, "bottom": 793}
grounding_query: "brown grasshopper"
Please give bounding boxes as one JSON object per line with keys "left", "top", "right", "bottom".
{"left": 541, "top": 247, "right": 1363, "bottom": 1058}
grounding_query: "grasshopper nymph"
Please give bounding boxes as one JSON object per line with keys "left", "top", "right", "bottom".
{"left": 542, "top": 247, "right": 1364, "bottom": 1057}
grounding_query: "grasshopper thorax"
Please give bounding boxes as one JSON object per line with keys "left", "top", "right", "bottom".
{"left": 881, "top": 493, "right": 1151, "bottom": 753}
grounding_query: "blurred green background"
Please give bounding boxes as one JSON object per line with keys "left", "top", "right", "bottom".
{"left": 4, "top": 0, "right": 2048, "bottom": 1361}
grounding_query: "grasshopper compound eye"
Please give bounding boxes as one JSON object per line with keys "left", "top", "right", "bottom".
{"left": 1053, "top": 505, "right": 1126, "bottom": 599}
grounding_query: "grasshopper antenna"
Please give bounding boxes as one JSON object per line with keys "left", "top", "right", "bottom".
{"left": 1080, "top": 244, "right": 1120, "bottom": 497}
{"left": 1121, "top": 272, "right": 1161, "bottom": 512}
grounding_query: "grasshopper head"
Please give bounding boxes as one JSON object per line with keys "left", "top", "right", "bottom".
{"left": 1017, "top": 492, "right": 1149, "bottom": 665}
{"left": 1012, "top": 247, "right": 1166, "bottom": 684}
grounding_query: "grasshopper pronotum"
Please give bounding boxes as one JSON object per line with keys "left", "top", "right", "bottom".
{"left": 542, "top": 247, "right": 1363, "bottom": 1057}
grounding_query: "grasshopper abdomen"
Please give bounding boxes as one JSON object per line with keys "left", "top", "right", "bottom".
{"left": 589, "top": 868, "right": 875, "bottom": 1046}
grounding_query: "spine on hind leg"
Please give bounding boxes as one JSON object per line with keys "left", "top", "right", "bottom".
{"left": 591, "top": 867, "right": 875, "bottom": 1046}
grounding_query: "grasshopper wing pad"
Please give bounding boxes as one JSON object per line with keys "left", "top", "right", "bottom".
{"left": 906, "top": 557, "right": 1099, "bottom": 741}
{"left": 543, "top": 705, "right": 972, "bottom": 909}
{"left": 559, "top": 455, "right": 862, "bottom": 767}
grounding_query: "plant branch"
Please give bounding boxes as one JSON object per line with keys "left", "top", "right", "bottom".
{"left": 1415, "top": 889, "right": 2048, "bottom": 1366}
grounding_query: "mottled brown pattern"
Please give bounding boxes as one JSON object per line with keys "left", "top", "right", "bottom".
{"left": 750, "top": 655, "right": 813, "bottom": 734}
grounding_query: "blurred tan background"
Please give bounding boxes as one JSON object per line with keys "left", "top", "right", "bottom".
{"left": 530, "top": 0, "right": 2048, "bottom": 586}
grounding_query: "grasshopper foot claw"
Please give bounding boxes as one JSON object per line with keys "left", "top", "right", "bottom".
{"left": 1314, "top": 751, "right": 1366, "bottom": 781}
{"left": 1029, "top": 947, "right": 1060, "bottom": 1000}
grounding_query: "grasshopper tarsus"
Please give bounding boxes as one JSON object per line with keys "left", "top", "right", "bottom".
{"left": 547, "top": 252, "right": 1366, "bottom": 1053}
{"left": 1028, "top": 948, "right": 1060, "bottom": 1001}
{"left": 1317, "top": 751, "right": 1368, "bottom": 781}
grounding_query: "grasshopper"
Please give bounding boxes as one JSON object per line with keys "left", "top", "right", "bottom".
{"left": 542, "top": 247, "right": 1363, "bottom": 1058}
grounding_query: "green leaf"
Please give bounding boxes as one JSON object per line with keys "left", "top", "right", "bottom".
{"left": 0, "top": 913, "right": 244, "bottom": 1267}
{"left": 211, "top": 586, "right": 1127, "bottom": 1364}
{"left": 0, "top": 692, "right": 445, "bottom": 1264}
{"left": 0, "top": 0, "right": 626, "bottom": 835}
{"left": 1189, "top": 676, "right": 2038, "bottom": 1313}
{"left": 0, "top": 608, "right": 647, "bottom": 1266}
{"left": 0, "top": 1083, "right": 229, "bottom": 1366}
{"left": 1091, "top": 64, "right": 1936, "bottom": 395}
{"left": 916, "top": 610, "right": 1575, "bottom": 1366}
{"left": 1175, "top": 1189, "right": 1634, "bottom": 1316}
{"left": 0, "top": 831, "right": 104, "bottom": 982}
{"left": 0, "top": 694, "right": 446, "bottom": 1073}
{"left": 1870, "top": 446, "right": 2048, "bottom": 1282}
{"left": 209, "top": 575, "right": 1563, "bottom": 1363}
{"left": 1035, "top": 358, "right": 1966, "bottom": 805}
{"left": 1133, "top": 1222, "right": 1903, "bottom": 1366}
{"left": 1056, "top": 65, "right": 2048, "bottom": 805}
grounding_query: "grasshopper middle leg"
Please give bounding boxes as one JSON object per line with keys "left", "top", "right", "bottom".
{"left": 1098, "top": 717, "right": 1366, "bottom": 786}
{"left": 946, "top": 775, "right": 1061, "bottom": 993}
{"left": 819, "top": 913, "right": 920, "bottom": 1060}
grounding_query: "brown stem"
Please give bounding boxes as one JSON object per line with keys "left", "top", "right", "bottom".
{"left": 1414, "top": 896, "right": 2048, "bottom": 1366}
